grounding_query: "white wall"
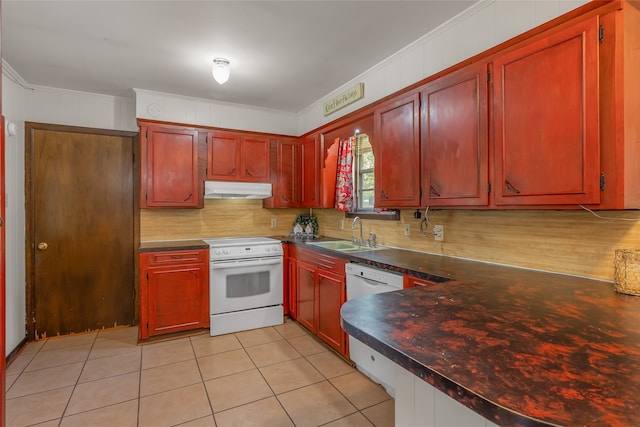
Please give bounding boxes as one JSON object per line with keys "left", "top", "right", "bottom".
{"left": 134, "top": 88, "right": 298, "bottom": 135}
{"left": 2, "top": 73, "right": 137, "bottom": 353}
{"left": 297, "top": 0, "right": 589, "bottom": 134}
{"left": 3, "top": 74, "right": 27, "bottom": 355}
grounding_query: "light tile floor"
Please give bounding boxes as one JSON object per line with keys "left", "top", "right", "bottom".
{"left": 5, "top": 319, "right": 394, "bottom": 427}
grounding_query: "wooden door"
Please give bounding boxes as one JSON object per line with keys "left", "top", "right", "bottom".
{"left": 493, "top": 17, "right": 600, "bottom": 206}
{"left": 374, "top": 92, "right": 421, "bottom": 207}
{"left": 207, "top": 131, "right": 240, "bottom": 180}
{"left": 27, "top": 123, "right": 136, "bottom": 339}
{"left": 141, "top": 124, "right": 201, "bottom": 208}
{"left": 316, "top": 269, "right": 346, "bottom": 355}
{"left": 421, "top": 62, "right": 489, "bottom": 207}
{"left": 241, "top": 135, "right": 270, "bottom": 181}
{"left": 296, "top": 260, "right": 316, "bottom": 332}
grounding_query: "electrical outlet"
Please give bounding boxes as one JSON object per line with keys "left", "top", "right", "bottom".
{"left": 271, "top": 218, "right": 277, "bottom": 228}
{"left": 340, "top": 219, "right": 344, "bottom": 229}
{"left": 433, "top": 224, "right": 444, "bottom": 241}
{"left": 404, "top": 224, "right": 410, "bottom": 236}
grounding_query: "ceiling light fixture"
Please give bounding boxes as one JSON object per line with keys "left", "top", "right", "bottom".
{"left": 212, "top": 58, "right": 230, "bottom": 84}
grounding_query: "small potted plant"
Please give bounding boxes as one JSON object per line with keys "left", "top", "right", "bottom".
{"left": 293, "top": 214, "right": 318, "bottom": 238}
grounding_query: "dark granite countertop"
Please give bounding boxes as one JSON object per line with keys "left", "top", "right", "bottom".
{"left": 284, "top": 236, "right": 640, "bottom": 426}
{"left": 139, "top": 239, "right": 209, "bottom": 252}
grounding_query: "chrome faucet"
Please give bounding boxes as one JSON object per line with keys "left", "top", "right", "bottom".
{"left": 351, "top": 216, "right": 364, "bottom": 246}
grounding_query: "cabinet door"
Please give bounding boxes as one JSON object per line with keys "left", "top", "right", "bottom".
{"left": 140, "top": 250, "right": 209, "bottom": 339}
{"left": 207, "top": 132, "right": 240, "bottom": 180}
{"left": 374, "top": 93, "right": 421, "bottom": 207}
{"left": 421, "top": 62, "right": 489, "bottom": 207}
{"left": 141, "top": 125, "right": 202, "bottom": 208}
{"left": 264, "top": 138, "right": 299, "bottom": 208}
{"left": 296, "top": 260, "right": 316, "bottom": 332}
{"left": 316, "top": 269, "right": 347, "bottom": 355}
{"left": 241, "top": 135, "right": 271, "bottom": 182}
{"left": 300, "top": 135, "right": 320, "bottom": 207}
{"left": 287, "top": 257, "right": 297, "bottom": 318}
{"left": 493, "top": 17, "right": 600, "bottom": 206}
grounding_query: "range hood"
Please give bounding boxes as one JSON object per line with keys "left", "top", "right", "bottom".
{"left": 204, "top": 180, "right": 272, "bottom": 199}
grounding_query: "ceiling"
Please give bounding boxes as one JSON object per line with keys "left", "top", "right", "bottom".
{"left": 2, "top": 1, "right": 476, "bottom": 113}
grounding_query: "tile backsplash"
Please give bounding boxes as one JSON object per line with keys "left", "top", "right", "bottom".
{"left": 141, "top": 201, "right": 640, "bottom": 281}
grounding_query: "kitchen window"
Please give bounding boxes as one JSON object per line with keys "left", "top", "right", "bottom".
{"left": 346, "top": 132, "right": 399, "bottom": 220}
{"left": 354, "top": 134, "right": 375, "bottom": 210}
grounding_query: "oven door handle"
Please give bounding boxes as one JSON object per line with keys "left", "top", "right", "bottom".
{"left": 211, "top": 257, "right": 283, "bottom": 268}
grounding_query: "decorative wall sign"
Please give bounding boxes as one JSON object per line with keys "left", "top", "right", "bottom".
{"left": 323, "top": 83, "right": 364, "bottom": 116}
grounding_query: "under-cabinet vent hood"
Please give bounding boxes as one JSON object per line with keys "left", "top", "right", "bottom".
{"left": 204, "top": 180, "right": 272, "bottom": 199}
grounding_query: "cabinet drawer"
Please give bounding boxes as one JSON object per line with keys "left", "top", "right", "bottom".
{"left": 291, "top": 245, "right": 346, "bottom": 272}
{"left": 143, "top": 249, "right": 208, "bottom": 266}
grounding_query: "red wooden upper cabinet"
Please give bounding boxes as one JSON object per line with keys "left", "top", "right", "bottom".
{"left": 300, "top": 134, "right": 320, "bottom": 208}
{"left": 374, "top": 92, "right": 421, "bottom": 208}
{"left": 493, "top": 17, "right": 600, "bottom": 207}
{"left": 264, "top": 137, "right": 299, "bottom": 208}
{"left": 421, "top": 62, "right": 489, "bottom": 207}
{"left": 139, "top": 121, "right": 204, "bottom": 208}
{"left": 207, "top": 130, "right": 271, "bottom": 182}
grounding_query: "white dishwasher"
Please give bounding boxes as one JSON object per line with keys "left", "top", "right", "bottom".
{"left": 345, "top": 262, "right": 404, "bottom": 397}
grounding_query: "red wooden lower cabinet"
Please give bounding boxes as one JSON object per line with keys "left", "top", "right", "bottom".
{"left": 287, "top": 257, "right": 297, "bottom": 318}
{"left": 404, "top": 274, "right": 438, "bottom": 288}
{"left": 296, "top": 260, "right": 316, "bottom": 332}
{"left": 139, "top": 249, "right": 209, "bottom": 339}
{"left": 316, "top": 269, "right": 346, "bottom": 352}
{"left": 288, "top": 245, "right": 348, "bottom": 357}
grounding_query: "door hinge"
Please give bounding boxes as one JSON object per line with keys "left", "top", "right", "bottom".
{"left": 146, "top": 322, "right": 149, "bottom": 329}
{"left": 488, "top": 183, "right": 492, "bottom": 195}
{"left": 487, "top": 71, "right": 491, "bottom": 83}
{"left": 146, "top": 272, "right": 149, "bottom": 281}
{"left": 145, "top": 129, "right": 148, "bottom": 139}
{"left": 600, "top": 173, "right": 606, "bottom": 191}
{"left": 599, "top": 25, "right": 605, "bottom": 43}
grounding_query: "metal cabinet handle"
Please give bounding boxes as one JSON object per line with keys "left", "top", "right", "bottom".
{"left": 505, "top": 180, "right": 521, "bottom": 194}
{"left": 430, "top": 185, "right": 441, "bottom": 197}
{"left": 184, "top": 193, "right": 193, "bottom": 202}
{"left": 380, "top": 190, "right": 389, "bottom": 200}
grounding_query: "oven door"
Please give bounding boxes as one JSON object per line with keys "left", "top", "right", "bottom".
{"left": 210, "top": 256, "right": 283, "bottom": 315}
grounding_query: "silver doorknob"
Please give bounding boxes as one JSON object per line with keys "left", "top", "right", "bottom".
{"left": 37, "top": 242, "right": 49, "bottom": 251}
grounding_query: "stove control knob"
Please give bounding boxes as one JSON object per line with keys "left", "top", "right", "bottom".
{"left": 223, "top": 249, "right": 230, "bottom": 255}
{"left": 214, "top": 249, "right": 221, "bottom": 255}
{"left": 265, "top": 246, "right": 271, "bottom": 252}
{"left": 272, "top": 246, "right": 279, "bottom": 252}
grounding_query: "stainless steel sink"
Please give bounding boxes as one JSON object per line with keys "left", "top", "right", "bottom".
{"left": 305, "top": 240, "right": 387, "bottom": 252}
